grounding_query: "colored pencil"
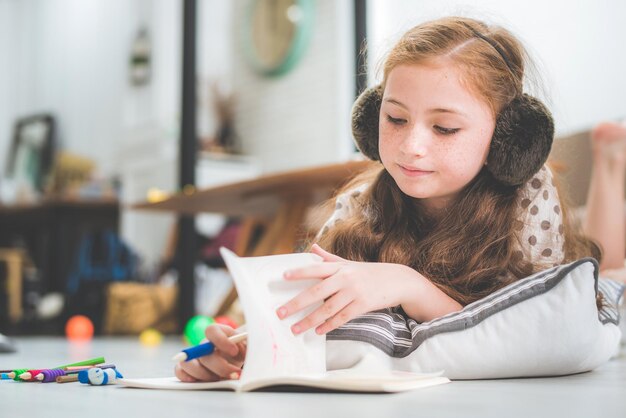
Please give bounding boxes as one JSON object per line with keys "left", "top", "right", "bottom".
{"left": 56, "top": 374, "right": 79, "bottom": 383}
{"left": 64, "top": 364, "right": 115, "bottom": 374}
{"left": 0, "top": 357, "right": 105, "bottom": 382}
{"left": 55, "top": 357, "right": 105, "bottom": 370}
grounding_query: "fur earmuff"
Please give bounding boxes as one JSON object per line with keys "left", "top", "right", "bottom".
{"left": 351, "top": 85, "right": 383, "bottom": 161}
{"left": 487, "top": 94, "right": 554, "bottom": 186}
{"left": 350, "top": 86, "right": 554, "bottom": 187}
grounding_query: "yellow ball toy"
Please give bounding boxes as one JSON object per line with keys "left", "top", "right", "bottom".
{"left": 139, "top": 328, "right": 163, "bottom": 347}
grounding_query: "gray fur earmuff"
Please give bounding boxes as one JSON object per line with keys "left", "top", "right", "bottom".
{"left": 351, "top": 85, "right": 554, "bottom": 187}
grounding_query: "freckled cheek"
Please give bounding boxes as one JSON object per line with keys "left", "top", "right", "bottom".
{"left": 378, "top": 128, "right": 400, "bottom": 159}
{"left": 439, "top": 146, "right": 484, "bottom": 181}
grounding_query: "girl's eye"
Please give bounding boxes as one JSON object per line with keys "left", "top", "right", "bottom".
{"left": 434, "top": 125, "right": 460, "bottom": 135}
{"left": 386, "top": 115, "right": 406, "bottom": 126}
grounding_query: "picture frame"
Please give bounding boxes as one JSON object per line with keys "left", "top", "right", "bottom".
{"left": 5, "top": 114, "right": 56, "bottom": 193}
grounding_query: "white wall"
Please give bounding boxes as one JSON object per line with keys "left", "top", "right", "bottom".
{"left": 0, "top": 0, "right": 236, "bottom": 264}
{"left": 232, "top": 0, "right": 356, "bottom": 174}
{"left": 0, "top": 0, "right": 182, "bottom": 177}
{"left": 0, "top": 0, "right": 38, "bottom": 177}
{"left": 367, "top": 0, "right": 626, "bottom": 137}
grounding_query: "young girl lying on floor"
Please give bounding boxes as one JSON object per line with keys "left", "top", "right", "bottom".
{"left": 175, "top": 16, "right": 599, "bottom": 382}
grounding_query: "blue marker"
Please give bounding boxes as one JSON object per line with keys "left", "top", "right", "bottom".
{"left": 172, "top": 332, "right": 248, "bottom": 362}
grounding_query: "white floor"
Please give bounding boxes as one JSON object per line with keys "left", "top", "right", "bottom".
{"left": 0, "top": 337, "right": 625, "bottom": 418}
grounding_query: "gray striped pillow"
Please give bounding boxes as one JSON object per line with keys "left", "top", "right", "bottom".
{"left": 328, "top": 258, "right": 624, "bottom": 358}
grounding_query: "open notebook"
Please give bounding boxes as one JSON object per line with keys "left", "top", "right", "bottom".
{"left": 119, "top": 248, "right": 450, "bottom": 393}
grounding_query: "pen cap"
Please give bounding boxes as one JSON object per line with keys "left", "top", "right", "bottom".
{"left": 78, "top": 370, "right": 90, "bottom": 384}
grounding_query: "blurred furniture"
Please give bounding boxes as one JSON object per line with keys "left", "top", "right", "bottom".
{"left": 0, "top": 197, "right": 119, "bottom": 295}
{"left": 134, "top": 159, "right": 372, "bottom": 314}
{"left": 118, "top": 144, "right": 260, "bottom": 267}
{"left": 0, "top": 248, "right": 26, "bottom": 324}
{"left": 134, "top": 160, "right": 371, "bottom": 252}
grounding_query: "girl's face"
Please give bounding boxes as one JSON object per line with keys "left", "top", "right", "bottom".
{"left": 379, "top": 62, "right": 495, "bottom": 211}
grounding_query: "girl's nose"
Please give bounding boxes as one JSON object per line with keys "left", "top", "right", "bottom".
{"left": 399, "top": 126, "right": 429, "bottom": 156}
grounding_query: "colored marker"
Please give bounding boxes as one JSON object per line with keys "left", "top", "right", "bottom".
{"left": 172, "top": 332, "right": 248, "bottom": 362}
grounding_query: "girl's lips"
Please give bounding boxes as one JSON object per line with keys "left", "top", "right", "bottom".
{"left": 398, "top": 164, "right": 434, "bottom": 177}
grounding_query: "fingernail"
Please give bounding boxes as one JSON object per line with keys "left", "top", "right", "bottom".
{"left": 229, "top": 372, "right": 240, "bottom": 380}
{"left": 291, "top": 324, "right": 301, "bottom": 335}
{"left": 277, "top": 307, "right": 287, "bottom": 318}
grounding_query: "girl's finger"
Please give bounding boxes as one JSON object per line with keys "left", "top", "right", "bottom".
{"left": 178, "top": 359, "right": 220, "bottom": 382}
{"left": 310, "top": 243, "right": 346, "bottom": 262}
{"left": 205, "top": 324, "right": 240, "bottom": 357}
{"left": 222, "top": 342, "right": 247, "bottom": 368}
{"left": 289, "top": 292, "right": 353, "bottom": 335}
{"left": 283, "top": 262, "right": 341, "bottom": 281}
{"left": 198, "top": 353, "right": 243, "bottom": 379}
{"left": 315, "top": 301, "right": 360, "bottom": 335}
{"left": 174, "top": 364, "right": 198, "bottom": 382}
{"left": 276, "top": 278, "right": 340, "bottom": 320}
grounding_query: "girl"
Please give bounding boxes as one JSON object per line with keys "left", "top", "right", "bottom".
{"left": 175, "top": 16, "right": 597, "bottom": 382}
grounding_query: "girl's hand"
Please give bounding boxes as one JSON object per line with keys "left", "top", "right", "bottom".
{"left": 174, "top": 324, "right": 247, "bottom": 382}
{"left": 275, "top": 244, "right": 425, "bottom": 335}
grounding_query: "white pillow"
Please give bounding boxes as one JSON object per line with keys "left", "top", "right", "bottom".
{"left": 326, "top": 258, "right": 624, "bottom": 379}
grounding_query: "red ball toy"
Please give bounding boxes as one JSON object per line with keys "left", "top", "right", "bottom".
{"left": 65, "top": 315, "right": 94, "bottom": 341}
{"left": 214, "top": 315, "right": 238, "bottom": 329}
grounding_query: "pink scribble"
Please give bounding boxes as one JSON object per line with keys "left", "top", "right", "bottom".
{"left": 268, "top": 327, "right": 278, "bottom": 366}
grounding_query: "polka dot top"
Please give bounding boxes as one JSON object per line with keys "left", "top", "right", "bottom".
{"left": 512, "top": 164, "right": 564, "bottom": 268}
{"left": 316, "top": 164, "right": 565, "bottom": 270}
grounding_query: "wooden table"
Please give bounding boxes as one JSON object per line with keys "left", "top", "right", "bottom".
{"left": 133, "top": 160, "right": 373, "bottom": 315}
{"left": 134, "top": 160, "right": 372, "bottom": 253}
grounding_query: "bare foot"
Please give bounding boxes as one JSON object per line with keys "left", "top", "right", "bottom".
{"left": 600, "top": 267, "right": 626, "bottom": 284}
{"left": 591, "top": 121, "right": 626, "bottom": 163}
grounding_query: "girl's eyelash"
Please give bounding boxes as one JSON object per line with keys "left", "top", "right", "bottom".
{"left": 385, "top": 116, "right": 459, "bottom": 135}
{"left": 434, "top": 125, "right": 460, "bottom": 135}
{"left": 386, "top": 115, "right": 406, "bottom": 125}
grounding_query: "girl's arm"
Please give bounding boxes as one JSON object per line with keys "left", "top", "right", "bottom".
{"left": 399, "top": 269, "right": 463, "bottom": 322}
{"left": 277, "top": 245, "right": 463, "bottom": 335}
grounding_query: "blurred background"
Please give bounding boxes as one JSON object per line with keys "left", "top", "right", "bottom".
{"left": 0, "top": 0, "right": 624, "bottom": 343}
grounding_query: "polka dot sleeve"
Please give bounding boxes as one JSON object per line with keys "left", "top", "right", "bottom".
{"left": 513, "top": 165, "right": 565, "bottom": 268}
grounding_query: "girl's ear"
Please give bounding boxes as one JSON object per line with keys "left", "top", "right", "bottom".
{"left": 352, "top": 85, "right": 383, "bottom": 161}
{"left": 487, "top": 94, "right": 554, "bottom": 186}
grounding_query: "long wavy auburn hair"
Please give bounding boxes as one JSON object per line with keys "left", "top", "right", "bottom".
{"left": 309, "top": 17, "right": 599, "bottom": 306}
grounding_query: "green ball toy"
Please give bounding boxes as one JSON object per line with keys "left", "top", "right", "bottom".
{"left": 184, "top": 315, "right": 215, "bottom": 346}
